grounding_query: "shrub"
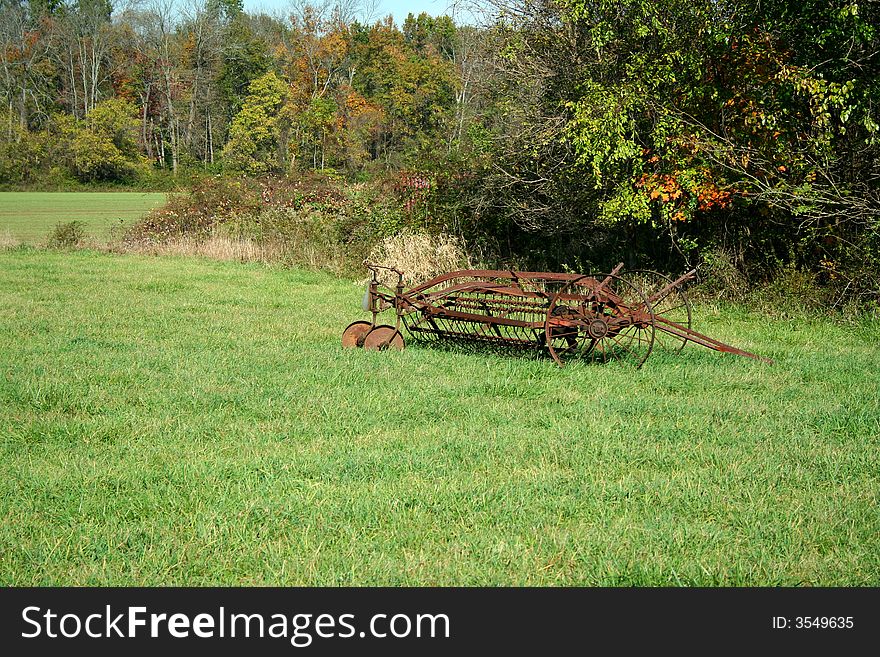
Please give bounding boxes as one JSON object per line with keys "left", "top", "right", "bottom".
{"left": 47, "top": 221, "right": 86, "bottom": 249}
{"left": 126, "top": 177, "right": 262, "bottom": 240}
{"left": 123, "top": 173, "right": 470, "bottom": 277}
{"left": 692, "top": 248, "right": 750, "bottom": 302}
{"left": 751, "top": 265, "right": 833, "bottom": 317}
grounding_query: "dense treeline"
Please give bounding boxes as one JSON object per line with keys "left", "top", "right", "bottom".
{"left": 0, "top": 0, "right": 472, "bottom": 179}
{"left": 449, "top": 0, "right": 879, "bottom": 304}
{"left": 2, "top": 0, "right": 879, "bottom": 304}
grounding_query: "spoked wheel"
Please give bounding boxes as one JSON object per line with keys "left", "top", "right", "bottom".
{"left": 342, "top": 321, "right": 373, "bottom": 348}
{"left": 621, "top": 269, "right": 692, "bottom": 354}
{"left": 363, "top": 325, "right": 405, "bottom": 351}
{"left": 544, "top": 273, "right": 655, "bottom": 367}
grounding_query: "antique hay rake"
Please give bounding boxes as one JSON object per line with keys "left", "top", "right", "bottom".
{"left": 342, "top": 261, "right": 770, "bottom": 367}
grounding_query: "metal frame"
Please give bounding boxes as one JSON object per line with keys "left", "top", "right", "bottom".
{"left": 342, "top": 260, "right": 771, "bottom": 366}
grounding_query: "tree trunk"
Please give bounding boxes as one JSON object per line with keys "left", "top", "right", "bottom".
{"left": 208, "top": 113, "right": 214, "bottom": 164}
{"left": 17, "top": 86, "right": 27, "bottom": 129}
{"left": 142, "top": 85, "right": 152, "bottom": 158}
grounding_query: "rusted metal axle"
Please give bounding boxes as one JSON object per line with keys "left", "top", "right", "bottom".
{"left": 342, "top": 261, "right": 771, "bottom": 367}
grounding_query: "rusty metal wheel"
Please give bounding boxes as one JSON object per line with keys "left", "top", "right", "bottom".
{"left": 544, "top": 273, "right": 655, "bottom": 367}
{"left": 363, "top": 325, "right": 405, "bottom": 351}
{"left": 622, "top": 269, "right": 692, "bottom": 354}
{"left": 342, "top": 321, "right": 373, "bottom": 348}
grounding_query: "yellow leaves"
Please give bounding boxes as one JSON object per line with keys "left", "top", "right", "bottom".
{"left": 317, "top": 31, "right": 347, "bottom": 63}
{"left": 346, "top": 93, "right": 367, "bottom": 112}
{"left": 820, "top": 258, "right": 838, "bottom": 280}
{"left": 183, "top": 32, "right": 196, "bottom": 57}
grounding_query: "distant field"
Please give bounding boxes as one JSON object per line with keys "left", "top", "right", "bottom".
{"left": 0, "top": 192, "right": 166, "bottom": 243}
{"left": 1, "top": 248, "right": 878, "bottom": 586}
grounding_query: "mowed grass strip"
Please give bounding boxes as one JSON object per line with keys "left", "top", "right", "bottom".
{"left": 0, "top": 248, "right": 878, "bottom": 585}
{"left": 0, "top": 192, "right": 167, "bottom": 243}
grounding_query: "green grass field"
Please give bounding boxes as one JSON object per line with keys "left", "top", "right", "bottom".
{"left": 1, "top": 247, "right": 878, "bottom": 585}
{"left": 0, "top": 192, "right": 167, "bottom": 243}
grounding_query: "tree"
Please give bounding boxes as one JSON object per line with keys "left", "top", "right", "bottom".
{"left": 350, "top": 18, "right": 456, "bottom": 166}
{"left": 179, "top": 0, "right": 226, "bottom": 166}
{"left": 221, "top": 70, "right": 289, "bottom": 174}
{"left": 50, "top": 97, "right": 145, "bottom": 181}
{"left": 0, "top": 107, "right": 46, "bottom": 182}
{"left": 54, "top": 0, "right": 116, "bottom": 118}
{"left": 124, "top": 0, "right": 189, "bottom": 175}
{"left": 0, "top": 0, "right": 56, "bottom": 130}
{"left": 216, "top": 12, "right": 270, "bottom": 123}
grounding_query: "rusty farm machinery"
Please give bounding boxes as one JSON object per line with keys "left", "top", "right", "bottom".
{"left": 342, "top": 261, "right": 770, "bottom": 367}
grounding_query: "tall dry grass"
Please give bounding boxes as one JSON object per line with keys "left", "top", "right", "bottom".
{"left": 367, "top": 229, "right": 473, "bottom": 286}
{"left": 122, "top": 228, "right": 477, "bottom": 283}
{"left": 121, "top": 235, "right": 286, "bottom": 263}
{"left": 120, "top": 234, "right": 362, "bottom": 274}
